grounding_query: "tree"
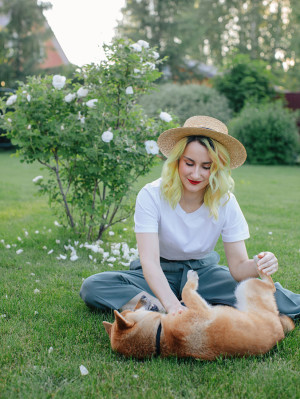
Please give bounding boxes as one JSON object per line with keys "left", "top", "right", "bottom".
{"left": 213, "top": 54, "right": 276, "bottom": 113}
{"left": 0, "top": 0, "right": 52, "bottom": 88}
{"left": 117, "top": 0, "right": 197, "bottom": 81}
{"left": 117, "top": 0, "right": 300, "bottom": 89}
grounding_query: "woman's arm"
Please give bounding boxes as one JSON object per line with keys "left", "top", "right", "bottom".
{"left": 224, "top": 241, "right": 278, "bottom": 281}
{"left": 136, "top": 232, "right": 185, "bottom": 314}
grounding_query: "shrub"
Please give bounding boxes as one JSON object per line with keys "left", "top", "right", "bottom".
{"left": 138, "top": 83, "right": 232, "bottom": 124}
{"left": 0, "top": 39, "right": 178, "bottom": 240}
{"left": 229, "top": 102, "right": 299, "bottom": 165}
{"left": 213, "top": 54, "right": 275, "bottom": 113}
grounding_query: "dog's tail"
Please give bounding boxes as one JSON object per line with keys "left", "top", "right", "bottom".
{"left": 279, "top": 314, "right": 295, "bottom": 334}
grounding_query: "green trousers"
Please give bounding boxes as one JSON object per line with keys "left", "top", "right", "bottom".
{"left": 80, "top": 251, "right": 300, "bottom": 319}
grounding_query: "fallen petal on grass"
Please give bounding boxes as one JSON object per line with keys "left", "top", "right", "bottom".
{"left": 80, "top": 365, "right": 89, "bottom": 376}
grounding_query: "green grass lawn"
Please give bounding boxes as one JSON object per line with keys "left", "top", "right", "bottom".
{"left": 0, "top": 150, "right": 299, "bottom": 399}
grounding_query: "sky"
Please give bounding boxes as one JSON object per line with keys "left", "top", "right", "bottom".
{"left": 44, "top": 0, "right": 126, "bottom": 67}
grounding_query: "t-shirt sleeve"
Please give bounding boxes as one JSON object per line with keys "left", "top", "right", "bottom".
{"left": 134, "top": 186, "right": 160, "bottom": 233}
{"left": 221, "top": 194, "right": 250, "bottom": 242}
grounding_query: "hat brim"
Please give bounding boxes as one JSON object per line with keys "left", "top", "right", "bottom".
{"left": 157, "top": 126, "right": 247, "bottom": 169}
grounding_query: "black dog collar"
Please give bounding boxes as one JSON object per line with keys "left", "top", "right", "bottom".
{"left": 155, "top": 322, "right": 162, "bottom": 356}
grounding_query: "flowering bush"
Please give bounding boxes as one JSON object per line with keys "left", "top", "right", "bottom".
{"left": 0, "top": 38, "right": 177, "bottom": 240}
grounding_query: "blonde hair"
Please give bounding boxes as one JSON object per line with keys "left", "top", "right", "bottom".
{"left": 160, "top": 136, "right": 234, "bottom": 219}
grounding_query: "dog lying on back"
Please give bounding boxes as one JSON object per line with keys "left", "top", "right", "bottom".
{"left": 103, "top": 269, "right": 294, "bottom": 360}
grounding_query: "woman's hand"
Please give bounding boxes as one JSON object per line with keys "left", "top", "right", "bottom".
{"left": 256, "top": 252, "right": 278, "bottom": 275}
{"left": 166, "top": 299, "right": 187, "bottom": 316}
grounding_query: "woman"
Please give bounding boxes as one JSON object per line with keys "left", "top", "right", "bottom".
{"left": 80, "top": 116, "right": 300, "bottom": 319}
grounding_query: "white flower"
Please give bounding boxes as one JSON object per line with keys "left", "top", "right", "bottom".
{"left": 108, "top": 231, "right": 115, "bottom": 236}
{"left": 57, "top": 254, "right": 67, "bottom": 260}
{"left": 35, "top": 231, "right": 39, "bottom": 234}
{"left": 152, "top": 51, "right": 160, "bottom": 60}
{"left": 27, "top": 125, "right": 31, "bottom": 130}
{"left": 64, "top": 93, "right": 76, "bottom": 103}
{"left": 134, "top": 68, "right": 141, "bottom": 74}
{"left": 34, "top": 288, "right": 40, "bottom": 294}
{"left": 52, "top": 75, "right": 66, "bottom": 90}
{"left": 54, "top": 221, "right": 62, "bottom": 227}
{"left": 80, "top": 365, "right": 89, "bottom": 376}
{"left": 130, "top": 42, "right": 142, "bottom": 52}
{"left": 6, "top": 95, "right": 17, "bottom": 106}
{"left": 0, "top": 314, "right": 6, "bottom": 318}
{"left": 101, "top": 130, "right": 113, "bottom": 143}
{"left": 16, "top": 249, "right": 23, "bottom": 255}
{"left": 34, "top": 311, "right": 39, "bottom": 315}
{"left": 77, "top": 87, "right": 89, "bottom": 98}
{"left": 56, "top": 240, "right": 60, "bottom": 244}
{"left": 43, "top": 246, "right": 47, "bottom": 250}
{"left": 61, "top": 125, "right": 65, "bottom": 131}
{"left": 48, "top": 347, "right": 54, "bottom": 354}
{"left": 7, "top": 118, "right": 12, "bottom": 123}
{"left": 77, "top": 112, "right": 85, "bottom": 124}
{"left": 159, "top": 111, "right": 172, "bottom": 122}
{"left": 137, "top": 40, "right": 150, "bottom": 49}
{"left": 145, "top": 140, "right": 159, "bottom": 155}
{"left": 143, "top": 62, "right": 156, "bottom": 70}
{"left": 17, "top": 237, "right": 22, "bottom": 241}
{"left": 86, "top": 99, "right": 98, "bottom": 108}
{"left": 32, "top": 176, "right": 43, "bottom": 184}
{"left": 107, "top": 257, "right": 117, "bottom": 262}
{"left": 48, "top": 249, "right": 53, "bottom": 255}
{"left": 126, "top": 86, "right": 134, "bottom": 95}
{"left": 27, "top": 94, "right": 31, "bottom": 102}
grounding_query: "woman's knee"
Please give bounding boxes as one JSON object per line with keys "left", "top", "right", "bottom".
{"left": 80, "top": 271, "right": 117, "bottom": 309}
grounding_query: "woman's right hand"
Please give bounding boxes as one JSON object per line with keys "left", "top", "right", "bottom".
{"left": 166, "top": 299, "right": 187, "bottom": 316}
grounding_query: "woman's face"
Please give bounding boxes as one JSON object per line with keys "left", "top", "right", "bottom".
{"left": 178, "top": 141, "right": 212, "bottom": 196}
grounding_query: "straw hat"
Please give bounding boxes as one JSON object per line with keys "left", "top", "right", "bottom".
{"left": 157, "top": 115, "right": 247, "bottom": 169}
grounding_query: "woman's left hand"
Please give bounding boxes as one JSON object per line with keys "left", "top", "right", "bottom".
{"left": 256, "top": 252, "right": 278, "bottom": 275}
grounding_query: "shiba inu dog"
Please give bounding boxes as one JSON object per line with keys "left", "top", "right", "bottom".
{"left": 103, "top": 269, "right": 294, "bottom": 360}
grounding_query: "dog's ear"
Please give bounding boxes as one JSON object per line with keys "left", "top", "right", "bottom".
{"left": 114, "top": 310, "right": 134, "bottom": 330}
{"left": 103, "top": 321, "right": 112, "bottom": 337}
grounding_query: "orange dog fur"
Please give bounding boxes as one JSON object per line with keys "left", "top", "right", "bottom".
{"left": 103, "top": 270, "right": 294, "bottom": 359}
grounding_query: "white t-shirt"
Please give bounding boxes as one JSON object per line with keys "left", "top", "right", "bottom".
{"left": 134, "top": 178, "right": 250, "bottom": 260}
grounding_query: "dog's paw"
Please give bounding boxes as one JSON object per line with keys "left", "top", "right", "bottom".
{"left": 187, "top": 270, "right": 198, "bottom": 282}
